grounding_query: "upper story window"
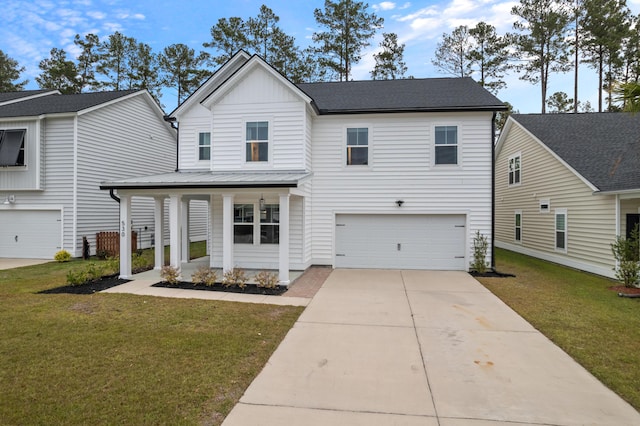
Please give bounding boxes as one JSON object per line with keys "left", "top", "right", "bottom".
{"left": 508, "top": 153, "right": 521, "bottom": 186}
{"left": 246, "top": 121, "right": 268, "bottom": 162}
{"left": 0, "top": 129, "right": 26, "bottom": 167}
{"left": 434, "top": 126, "right": 457, "bottom": 165}
{"left": 198, "top": 132, "right": 210, "bottom": 161}
{"left": 346, "top": 127, "right": 368, "bottom": 165}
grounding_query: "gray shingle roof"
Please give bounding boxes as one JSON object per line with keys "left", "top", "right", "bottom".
{"left": 0, "top": 90, "right": 138, "bottom": 118}
{"left": 0, "top": 90, "right": 55, "bottom": 104}
{"left": 511, "top": 113, "right": 640, "bottom": 192}
{"left": 296, "top": 77, "right": 506, "bottom": 114}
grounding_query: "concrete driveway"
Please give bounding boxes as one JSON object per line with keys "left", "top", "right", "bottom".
{"left": 223, "top": 269, "right": 640, "bottom": 425}
{"left": 0, "top": 258, "right": 50, "bottom": 270}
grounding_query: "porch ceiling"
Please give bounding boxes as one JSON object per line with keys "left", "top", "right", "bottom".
{"left": 100, "top": 170, "right": 312, "bottom": 190}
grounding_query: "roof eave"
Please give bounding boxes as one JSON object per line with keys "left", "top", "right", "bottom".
{"left": 316, "top": 105, "right": 508, "bottom": 115}
{"left": 100, "top": 182, "right": 300, "bottom": 191}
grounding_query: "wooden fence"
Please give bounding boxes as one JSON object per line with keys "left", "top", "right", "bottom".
{"left": 96, "top": 231, "right": 137, "bottom": 257}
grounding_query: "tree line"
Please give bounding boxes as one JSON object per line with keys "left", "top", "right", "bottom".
{"left": 1, "top": 0, "right": 639, "bottom": 113}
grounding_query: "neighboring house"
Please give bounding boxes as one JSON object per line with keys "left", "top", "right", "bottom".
{"left": 0, "top": 89, "right": 206, "bottom": 259}
{"left": 102, "top": 51, "right": 506, "bottom": 282}
{"left": 495, "top": 113, "right": 640, "bottom": 279}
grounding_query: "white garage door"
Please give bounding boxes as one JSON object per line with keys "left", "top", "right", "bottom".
{"left": 0, "top": 210, "right": 61, "bottom": 258}
{"left": 335, "top": 214, "right": 466, "bottom": 270}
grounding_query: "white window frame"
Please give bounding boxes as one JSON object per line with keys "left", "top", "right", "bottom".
{"left": 0, "top": 128, "right": 27, "bottom": 168}
{"left": 260, "top": 204, "right": 279, "bottom": 244}
{"left": 555, "top": 208, "right": 567, "bottom": 252}
{"left": 515, "top": 210, "right": 522, "bottom": 243}
{"left": 345, "top": 126, "right": 371, "bottom": 167}
{"left": 433, "top": 124, "right": 459, "bottom": 166}
{"left": 508, "top": 153, "right": 521, "bottom": 186}
{"left": 539, "top": 198, "right": 550, "bottom": 213}
{"left": 197, "top": 132, "right": 211, "bottom": 162}
{"left": 244, "top": 120, "right": 270, "bottom": 164}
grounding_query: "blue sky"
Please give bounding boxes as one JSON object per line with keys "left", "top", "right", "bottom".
{"left": 3, "top": 0, "right": 640, "bottom": 112}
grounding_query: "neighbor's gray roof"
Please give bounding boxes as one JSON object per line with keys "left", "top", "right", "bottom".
{"left": 296, "top": 77, "right": 506, "bottom": 114}
{"left": 0, "top": 90, "right": 55, "bottom": 104}
{"left": 511, "top": 113, "right": 640, "bottom": 192}
{"left": 0, "top": 90, "right": 138, "bottom": 118}
{"left": 101, "top": 170, "right": 312, "bottom": 190}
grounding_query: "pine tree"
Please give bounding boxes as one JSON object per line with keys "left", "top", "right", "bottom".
{"left": 313, "top": 0, "right": 383, "bottom": 81}
{"left": 203, "top": 17, "right": 249, "bottom": 66}
{"left": 0, "top": 50, "right": 28, "bottom": 91}
{"left": 97, "top": 32, "right": 137, "bottom": 91}
{"left": 36, "top": 48, "right": 80, "bottom": 94}
{"left": 74, "top": 33, "right": 100, "bottom": 91}
{"left": 432, "top": 26, "right": 473, "bottom": 78}
{"left": 159, "top": 43, "right": 209, "bottom": 107}
{"left": 468, "top": 22, "right": 511, "bottom": 94}
{"left": 371, "top": 33, "right": 407, "bottom": 80}
{"left": 512, "top": 0, "right": 572, "bottom": 113}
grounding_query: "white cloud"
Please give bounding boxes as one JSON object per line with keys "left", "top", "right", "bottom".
{"left": 374, "top": 2, "right": 397, "bottom": 11}
{"left": 132, "top": 13, "right": 145, "bottom": 20}
{"left": 87, "top": 10, "right": 106, "bottom": 19}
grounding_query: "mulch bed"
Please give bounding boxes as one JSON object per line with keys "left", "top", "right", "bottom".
{"left": 39, "top": 274, "right": 130, "bottom": 295}
{"left": 152, "top": 281, "right": 288, "bottom": 296}
{"left": 470, "top": 270, "right": 515, "bottom": 278}
{"left": 609, "top": 285, "right": 640, "bottom": 298}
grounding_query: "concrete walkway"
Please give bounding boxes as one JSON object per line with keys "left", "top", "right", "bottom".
{"left": 222, "top": 269, "right": 640, "bottom": 426}
{"left": 0, "top": 258, "right": 50, "bottom": 270}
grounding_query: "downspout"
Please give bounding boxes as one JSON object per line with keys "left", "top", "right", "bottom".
{"left": 109, "top": 189, "right": 120, "bottom": 204}
{"left": 491, "top": 111, "right": 497, "bottom": 271}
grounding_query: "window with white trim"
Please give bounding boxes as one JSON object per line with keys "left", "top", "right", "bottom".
{"left": 246, "top": 121, "right": 268, "bottom": 162}
{"left": 508, "top": 153, "right": 521, "bottom": 185}
{"left": 0, "top": 129, "right": 26, "bottom": 167}
{"left": 434, "top": 125, "right": 458, "bottom": 165}
{"left": 234, "top": 204, "right": 254, "bottom": 244}
{"left": 198, "top": 132, "right": 210, "bottom": 161}
{"left": 346, "top": 127, "right": 368, "bottom": 165}
{"left": 515, "top": 210, "right": 522, "bottom": 242}
{"left": 555, "top": 209, "right": 567, "bottom": 251}
{"left": 260, "top": 204, "right": 279, "bottom": 244}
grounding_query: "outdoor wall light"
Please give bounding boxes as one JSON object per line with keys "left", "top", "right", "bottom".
{"left": 3, "top": 195, "right": 15, "bottom": 205}
{"left": 259, "top": 194, "right": 266, "bottom": 213}
{"left": 396, "top": 199, "right": 404, "bottom": 207}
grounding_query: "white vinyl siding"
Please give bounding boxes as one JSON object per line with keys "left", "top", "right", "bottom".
{"left": 310, "top": 112, "right": 493, "bottom": 267}
{"left": 75, "top": 93, "right": 177, "bottom": 255}
{"left": 495, "top": 122, "right": 617, "bottom": 277}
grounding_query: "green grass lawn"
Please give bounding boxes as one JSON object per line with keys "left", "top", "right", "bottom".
{"left": 477, "top": 248, "right": 640, "bottom": 411}
{"left": 0, "top": 244, "right": 303, "bottom": 425}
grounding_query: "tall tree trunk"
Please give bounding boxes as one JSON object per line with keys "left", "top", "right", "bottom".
{"left": 574, "top": 6, "right": 579, "bottom": 113}
{"left": 598, "top": 54, "right": 603, "bottom": 112}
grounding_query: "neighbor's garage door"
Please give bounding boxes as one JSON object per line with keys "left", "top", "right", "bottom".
{"left": 335, "top": 214, "right": 466, "bottom": 270}
{"left": 0, "top": 210, "right": 61, "bottom": 258}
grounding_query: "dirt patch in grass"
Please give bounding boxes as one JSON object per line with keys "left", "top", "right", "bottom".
{"left": 609, "top": 285, "right": 640, "bottom": 296}
{"left": 152, "top": 281, "right": 288, "bottom": 295}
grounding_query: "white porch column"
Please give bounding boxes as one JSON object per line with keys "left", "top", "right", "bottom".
{"left": 153, "top": 196, "right": 164, "bottom": 270}
{"left": 119, "top": 194, "right": 132, "bottom": 279}
{"left": 169, "top": 193, "right": 182, "bottom": 271}
{"left": 209, "top": 195, "right": 215, "bottom": 268}
{"left": 222, "top": 194, "right": 234, "bottom": 273}
{"left": 279, "top": 193, "right": 290, "bottom": 285}
{"left": 181, "top": 198, "right": 190, "bottom": 263}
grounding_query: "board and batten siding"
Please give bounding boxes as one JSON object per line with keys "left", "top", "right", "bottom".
{"left": 495, "top": 122, "right": 617, "bottom": 277}
{"left": 309, "top": 112, "right": 494, "bottom": 268}
{"left": 0, "top": 119, "right": 40, "bottom": 190}
{"left": 75, "top": 94, "right": 177, "bottom": 255}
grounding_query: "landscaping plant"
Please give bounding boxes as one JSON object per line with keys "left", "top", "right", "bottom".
{"left": 191, "top": 266, "right": 217, "bottom": 286}
{"left": 470, "top": 230, "right": 489, "bottom": 274}
{"left": 222, "top": 267, "right": 248, "bottom": 289}
{"left": 160, "top": 265, "right": 180, "bottom": 284}
{"left": 54, "top": 250, "right": 71, "bottom": 263}
{"left": 611, "top": 225, "right": 640, "bottom": 288}
{"left": 255, "top": 270, "right": 279, "bottom": 289}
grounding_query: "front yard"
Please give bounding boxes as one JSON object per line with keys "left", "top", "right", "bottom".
{"left": 0, "top": 250, "right": 303, "bottom": 425}
{"left": 477, "top": 248, "right": 640, "bottom": 412}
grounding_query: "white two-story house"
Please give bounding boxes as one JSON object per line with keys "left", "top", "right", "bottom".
{"left": 102, "top": 51, "right": 506, "bottom": 283}
{"left": 0, "top": 89, "right": 208, "bottom": 259}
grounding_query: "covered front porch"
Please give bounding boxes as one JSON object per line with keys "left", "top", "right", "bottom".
{"left": 100, "top": 171, "right": 311, "bottom": 285}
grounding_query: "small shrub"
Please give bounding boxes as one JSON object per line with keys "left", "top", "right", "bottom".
{"left": 191, "top": 266, "right": 217, "bottom": 286}
{"left": 84, "top": 262, "right": 104, "bottom": 281}
{"left": 611, "top": 225, "right": 640, "bottom": 288}
{"left": 66, "top": 269, "right": 89, "bottom": 286}
{"left": 132, "top": 252, "right": 152, "bottom": 272}
{"left": 222, "top": 267, "right": 248, "bottom": 289}
{"left": 95, "top": 249, "right": 109, "bottom": 260}
{"left": 255, "top": 270, "right": 279, "bottom": 289}
{"left": 470, "top": 230, "right": 489, "bottom": 274}
{"left": 54, "top": 250, "right": 72, "bottom": 263}
{"left": 103, "top": 256, "right": 120, "bottom": 276}
{"left": 160, "top": 265, "right": 180, "bottom": 285}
